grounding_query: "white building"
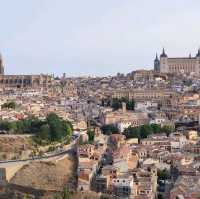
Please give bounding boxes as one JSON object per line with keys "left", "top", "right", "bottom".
{"left": 135, "top": 101, "right": 158, "bottom": 112}
{"left": 112, "top": 175, "right": 134, "bottom": 198}
{"left": 149, "top": 117, "right": 166, "bottom": 125}
{"left": 117, "top": 121, "right": 132, "bottom": 132}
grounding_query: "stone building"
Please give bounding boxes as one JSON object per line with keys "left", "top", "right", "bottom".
{"left": 100, "top": 103, "right": 149, "bottom": 126}
{"left": 128, "top": 70, "right": 154, "bottom": 82}
{"left": 0, "top": 74, "right": 54, "bottom": 89}
{"left": 154, "top": 48, "right": 200, "bottom": 75}
{"left": 62, "top": 80, "right": 77, "bottom": 97}
{"left": 0, "top": 54, "right": 53, "bottom": 89}
{"left": 112, "top": 88, "right": 176, "bottom": 102}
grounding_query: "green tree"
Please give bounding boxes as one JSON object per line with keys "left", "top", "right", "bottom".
{"left": 46, "top": 112, "right": 72, "bottom": 142}
{"left": 150, "top": 124, "right": 162, "bottom": 134}
{"left": 157, "top": 169, "right": 170, "bottom": 181}
{"left": 39, "top": 124, "right": 50, "bottom": 140}
{"left": 0, "top": 121, "right": 12, "bottom": 131}
{"left": 1, "top": 101, "right": 16, "bottom": 109}
{"left": 157, "top": 193, "right": 164, "bottom": 199}
{"left": 63, "top": 187, "right": 71, "bottom": 199}
{"left": 54, "top": 194, "right": 61, "bottom": 199}
{"left": 140, "top": 124, "right": 153, "bottom": 138}
{"left": 111, "top": 98, "right": 135, "bottom": 111}
{"left": 16, "top": 120, "right": 26, "bottom": 134}
{"left": 61, "top": 120, "right": 72, "bottom": 138}
{"left": 112, "top": 98, "right": 122, "bottom": 110}
{"left": 101, "top": 124, "right": 119, "bottom": 135}
{"left": 162, "top": 125, "right": 174, "bottom": 136}
{"left": 30, "top": 118, "right": 44, "bottom": 134}
{"left": 123, "top": 124, "right": 174, "bottom": 140}
{"left": 183, "top": 79, "right": 192, "bottom": 87}
{"left": 87, "top": 129, "right": 95, "bottom": 142}
{"left": 124, "top": 126, "right": 140, "bottom": 139}
{"left": 0, "top": 113, "right": 73, "bottom": 144}
{"left": 22, "top": 194, "right": 29, "bottom": 199}
{"left": 126, "top": 99, "right": 135, "bottom": 110}
{"left": 47, "top": 113, "right": 63, "bottom": 141}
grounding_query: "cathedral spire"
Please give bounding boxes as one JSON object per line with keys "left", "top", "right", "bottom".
{"left": 160, "top": 48, "right": 167, "bottom": 57}
{"left": 154, "top": 52, "right": 160, "bottom": 72}
{"left": 156, "top": 53, "right": 158, "bottom": 60}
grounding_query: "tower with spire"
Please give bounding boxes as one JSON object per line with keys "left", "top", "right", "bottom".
{"left": 159, "top": 48, "right": 168, "bottom": 73}
{"left": 160, "top": 48, "right": 167, "bottom": 58}
{"left": 154, "top": 53, "right": 160, "bottom": 72}
{"left": 0, "top": 53, "right": 4, "bottom": 75}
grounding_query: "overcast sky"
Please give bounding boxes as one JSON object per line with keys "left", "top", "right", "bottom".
{"left": 1, "top": 0, "right": 200, "bottom": 76}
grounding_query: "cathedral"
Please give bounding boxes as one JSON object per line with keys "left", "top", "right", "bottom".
{"left": 154, "top": 48, "right": 200, "bottom": 75}
{"left": 0, "top": 53, "right": 54, "bottom": 89}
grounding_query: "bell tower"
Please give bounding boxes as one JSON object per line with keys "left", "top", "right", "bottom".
{"left": 0, "top": 53, "right": 4, "bottom": 75}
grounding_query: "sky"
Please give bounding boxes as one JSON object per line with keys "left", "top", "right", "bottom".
{"left": 1, "top": 0, "right": 200, "bottom": 76}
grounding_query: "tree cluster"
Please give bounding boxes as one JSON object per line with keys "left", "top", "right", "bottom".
{"left": 112, "top": 97, "right": 135, "bottom": 110}
{"left": 1, "top": 101, "right": 16, "bottom": 109}
{"left": 54, "top": 187, "right": 71, "bottom": 199}
{"left": 87, "top": 129, "right": 95, "bottom": 142}
{"left": 183, "top": 79, "right": 193, "bottom": 87}
{"left": 0, "top": 113, "right": 73, "bottom": 144}
{"left": 123, "top": 124, "right": 174, "bottom": 139}
{"left": 157, "top": 169, "right": 170, "bottom": 181}
{"left": 101, "top": 97, "right": 135, "bottom": 111}
{"left": 101, "top": 124, "right": 119, "bottom": 135}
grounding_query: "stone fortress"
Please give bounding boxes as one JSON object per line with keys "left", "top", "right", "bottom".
{"left": 154, "top": 48, "right": 200, "bottom": 75}
{"left": 0, "top": 53, "right": 53, "bottom": 90}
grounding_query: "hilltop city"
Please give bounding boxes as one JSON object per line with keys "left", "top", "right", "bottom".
{"left": 1, "top": 48, "right": 200, "bottom": 199}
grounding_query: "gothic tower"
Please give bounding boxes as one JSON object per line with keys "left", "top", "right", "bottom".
{"left": 160, "top": 48, "right": 168, "bottom": 73}
{"left": 154, "top": 53, "right": 160, "bottom": 72}
{"left": 0, "top": 53, "right": 4, "bottom": 75}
